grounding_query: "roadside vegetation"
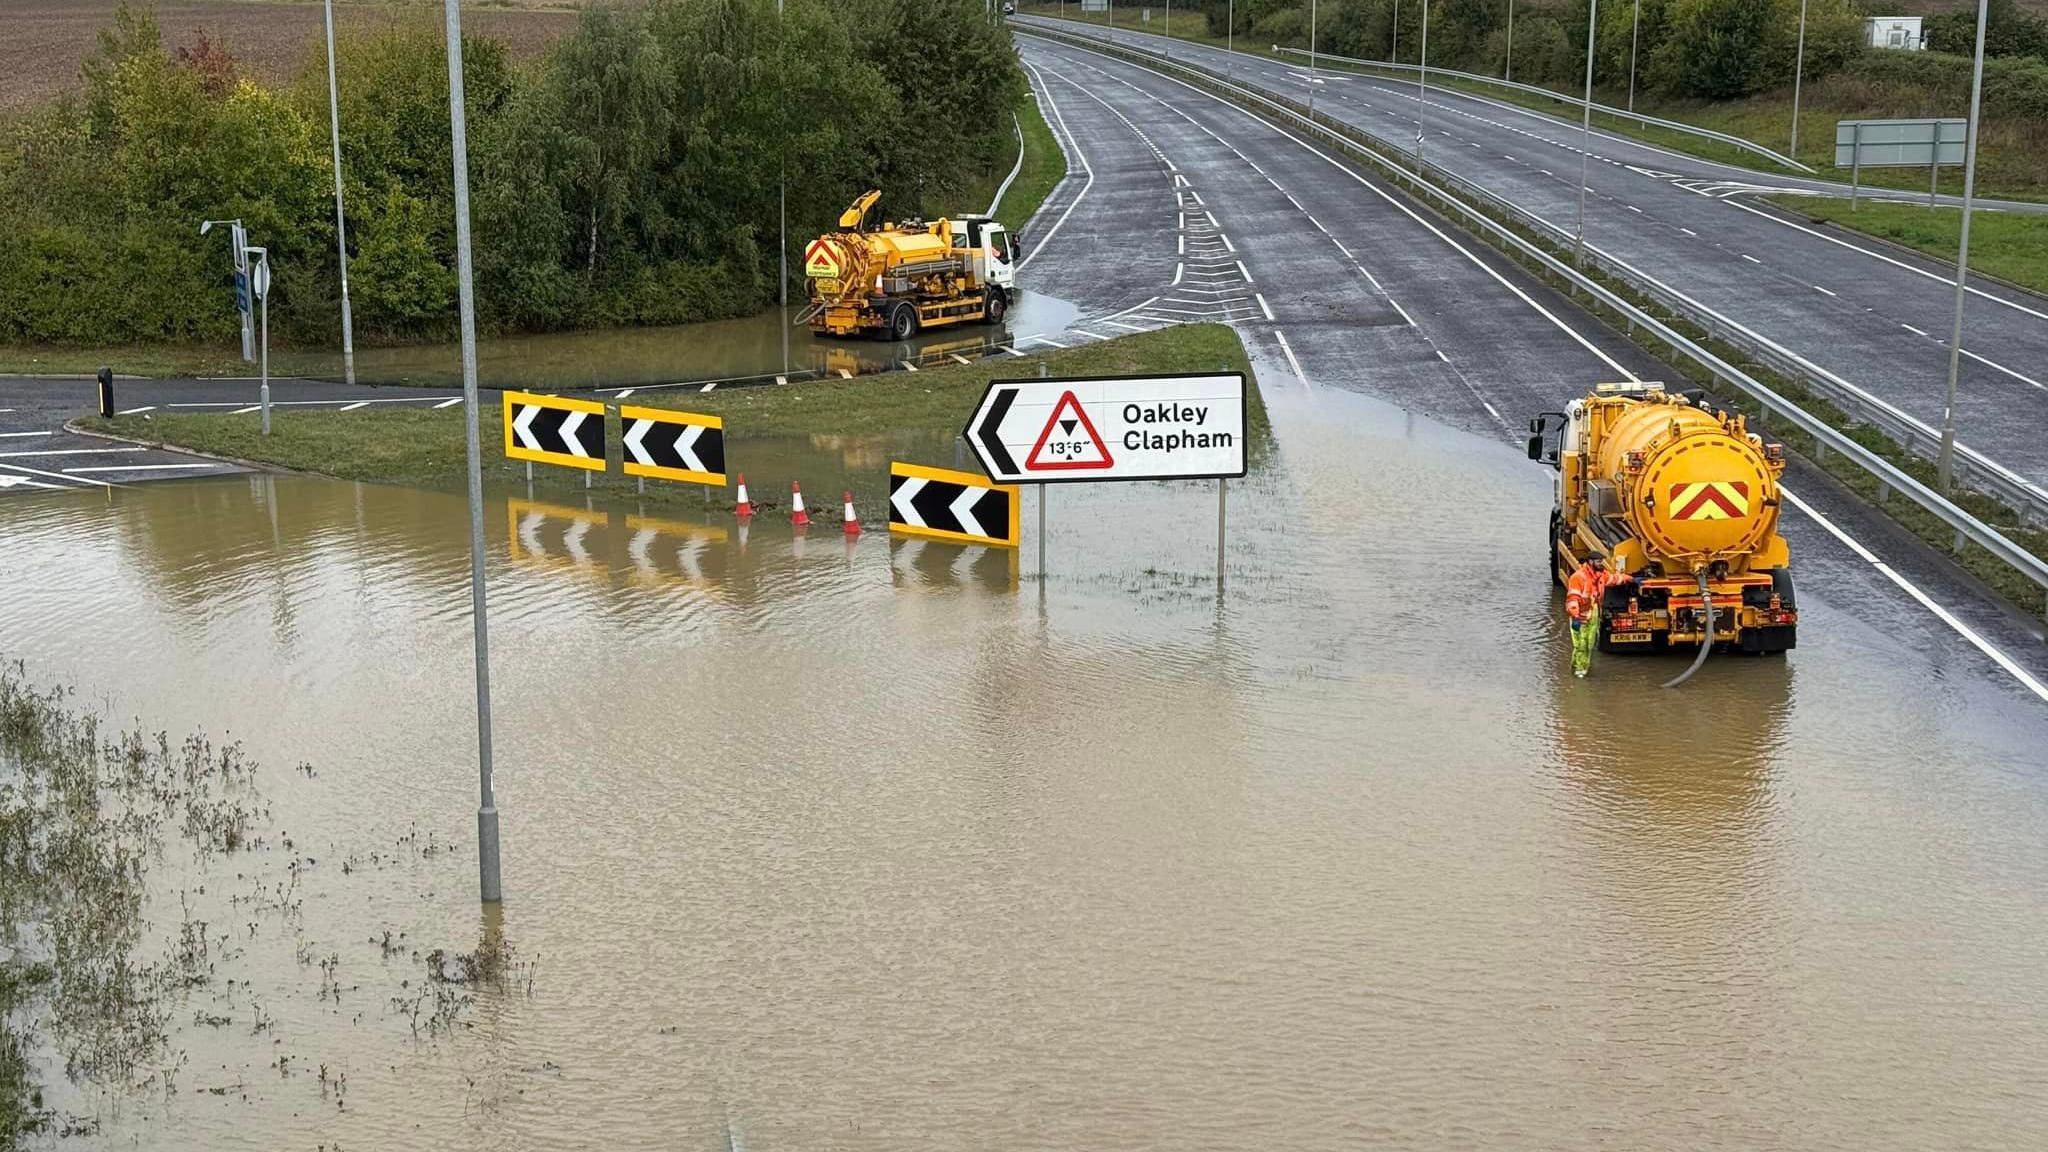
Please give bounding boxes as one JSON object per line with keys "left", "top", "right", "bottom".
{"left": 83, "top": 324, "right": 1265, "bottom": 504}
{"left": 1764, "top": 195, "right": 2048, "bottom": 295}
{"left": 992, "top": 88, "right": 1068, "bottom": 229}
{"left": 0, "top": 0, "right": 1022, "bottom": 356}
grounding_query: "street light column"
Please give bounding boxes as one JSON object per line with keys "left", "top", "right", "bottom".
{"left": 1576, "top": 0, "right": 1599, "bottom": 266}
{"left": 1506, "top": 0, "right": 1515, "bottom": 82}
{"left": 1791, "top": 0, "right": 1810, "bottom": 158}
{"left": 323, "top": 0, "right": 355, "bottom": 386}
{"left": 1628, "top": 0, "right": 1641, "bottom": 112}
{"left": 442, "top": 0, "right": 502, "bottom": 905}
{"left": 1938, "top": 0, "right": 1991, "bottom": 491}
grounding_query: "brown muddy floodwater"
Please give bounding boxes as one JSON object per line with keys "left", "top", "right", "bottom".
{"left": 285, "top": 292, "right": 1082, "bottom": 388}
{"left": 3, "top": 369, "right": 2047, "bottom": 1149}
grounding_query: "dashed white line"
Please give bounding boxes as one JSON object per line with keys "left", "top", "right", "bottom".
{"left": 1740, "top": 254, "right": 1762, "bottom": 264}
{"left": 1813, "top": 285, "right": 1837, "bottom": 297}
{"left": 230, "top": 406, "right": 260, "bottom": 415}
{"left": 1256, "top": 293, "right": 1275, "bottom": 321}
{"left": 1901, "top": 323, "right": 1930, "bottom": 337}
{"left": 901, "top": 362, "right": 919, "bottom": 372}
{"left": 700, "top": 381, "right": 719, "bottom": 392}
{"left": 337, "top": 401, "right": 368, "bottom": 412}
{"left": 116, "top": 405, "right": 156, "bottom": 415}
{"left": 1680, "top": 227, "right": 1698, "bottom": 237}
{"left": 1236, "top": 259, "right": 1254, "bottom": 283}
{"left": 1274, "top": 329, "right": 1310, "bottom": 388}
{"left": 1016, "top": 60, "right": 1093, "bottom": 272}
{"left": 1625, "top": 205, "right": 1643, "bottom": 213}
{"left": 64, "top": 463, "right": 225, "bottom": 473}
{"left": 0, "top": 447, "right": 145, "bottom": 458}
{"left": 0, "top": 431, "right": 53, "bottom": 439}
{"left": 434, "top": 397, "right": 464, "bottom": 409}
{"left": 0, "top": 461, "right": 115, "bottom": 487}
{"left": 614, "top": 387, "right": 636, "bottom": 398}
{"left": 1220, "top": 233, "right": 1236, "bottom": 253}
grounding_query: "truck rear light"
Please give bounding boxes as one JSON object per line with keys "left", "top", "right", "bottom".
{"left": 1766, "top": 443, "right": 1785, "bottom": 461}
{"left": 1625, "top": 450, "right": 1646, "bottom": 470}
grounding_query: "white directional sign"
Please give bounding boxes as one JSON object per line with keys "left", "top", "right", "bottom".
{"left": 965, "top": 373, "right": 1247, "bottom": 484}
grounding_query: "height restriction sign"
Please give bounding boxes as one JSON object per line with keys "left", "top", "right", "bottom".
{"left": 964, "top": 373, "right": 1246, "bottom": 484}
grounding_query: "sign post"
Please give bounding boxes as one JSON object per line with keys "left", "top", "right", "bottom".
{"left": 1835, "top": 117, "right": 1966, "bottom": 210}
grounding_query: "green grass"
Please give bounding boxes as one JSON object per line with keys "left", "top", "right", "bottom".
{"left": 81, "top": 324, "right": 1264, "bottom": 500}
{"left": 992, "top": 85, "right": 1067, "bottom": 230}
{"left": 0, "top": 342, "right": 338, "bottom": 379}
{"left": 1763, "top": 195, "right": 2048, "bottom": 297}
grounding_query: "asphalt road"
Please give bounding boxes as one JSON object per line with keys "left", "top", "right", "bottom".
{"left": 1016, "top": 17, "right": 2048, "bottom": 504}
{"left": 1017, "top": 34, "right": 2048, "bottom": 708}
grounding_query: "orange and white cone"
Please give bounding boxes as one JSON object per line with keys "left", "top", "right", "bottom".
{"left": 843, "top": 491, "right": 861, "bottom": 536}
{"left": 734, "top": 473, "right": 753, "bottom": 519}
{"left": 790, "top": 481, "right": 810, "bottom": 529}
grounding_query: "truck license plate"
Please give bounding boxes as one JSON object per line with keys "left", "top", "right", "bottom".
{"left": 1610, "top": 631, "right": 1653, "bottom": 643}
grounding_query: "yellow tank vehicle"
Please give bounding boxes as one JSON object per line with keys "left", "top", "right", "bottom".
{"left": 1529, "top": 382, "right": 1798, "bottom": 655}
{"left": 803, "top": 190, "right": 1019, "bottom": 341}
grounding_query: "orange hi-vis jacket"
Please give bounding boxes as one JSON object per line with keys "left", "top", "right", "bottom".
{"left": 1565, "top": 562, "right": 1628, "bottom": 622}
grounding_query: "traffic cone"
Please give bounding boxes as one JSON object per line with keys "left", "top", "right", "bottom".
{"left": 790, "top": 480, "right": 810, "bottom": 529}
{"left": 734, "top": 473, "right": 753, "bottom": 519}
{"left": 842, "top": 491, "right": 861, "bottom": 536}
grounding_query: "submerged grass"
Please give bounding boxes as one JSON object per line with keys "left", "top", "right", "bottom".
{"left": 84, "top": 324, "right": 1266, "bottom": 507}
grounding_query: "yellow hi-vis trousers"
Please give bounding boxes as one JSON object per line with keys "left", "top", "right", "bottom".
{"left": 1571, "top": 606, "right": 1599, "bottom": 677}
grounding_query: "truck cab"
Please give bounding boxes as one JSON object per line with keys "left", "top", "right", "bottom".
{"left": 950, "top": 215, "right": 1018, "bottom": 296}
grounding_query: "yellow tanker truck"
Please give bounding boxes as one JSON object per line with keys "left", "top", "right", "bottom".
{"left": 803, "top": 190, "right": 1018, "bottom": 341}
{"left": 1529, "top": 382, "right": 1798, "bottom": 655}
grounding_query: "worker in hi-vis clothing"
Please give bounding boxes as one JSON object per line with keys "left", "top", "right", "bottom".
{"left": 1565, "top": 556, "right": 1632, "bottom": 678}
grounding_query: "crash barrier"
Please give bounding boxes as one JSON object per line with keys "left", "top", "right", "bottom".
{"left": 1020, "top": 27, "right": 2048, "bottom": 615}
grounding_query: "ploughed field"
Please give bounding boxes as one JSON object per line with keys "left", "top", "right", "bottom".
{"left": 0, "top": 0, "right": 577, "bottom": 109}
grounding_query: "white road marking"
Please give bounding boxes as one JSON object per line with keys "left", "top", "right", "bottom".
{"left": 231, "top": 406, "right": 260, "bottom": 415}
{"left": 901, "top": 362, "right": 919, "bottom": 372}
{"left": 1740, "top": 254, "right": 1762, "bottom": 264}
{"left": 775, "top": 375, "right": 788, "bottom": 386}
{"left": 1481, "top": 400, "right": 1505, "bottom": 425}
{"left": 840, "top": 369, "right": 855, "bottom": 378}
{"left": 1236, "top": 259, "right": 1254, "bottom": 283}
{"left": 1172, "top": 262, "right": 1184, "bottom": 286}
{"left": 1680, "top": 227, "right": 1698, "bottom": 236}
{"left": 950, "top": 354, "right": 974, "bottom": 365}
{"left": 64, "top": 462, "right": 225, "bottom": 473}
{"left": 434, "top": 397, "right": 464, "bottom": 409}
{"left": 0, "top": 461, "right": 115, "bottom": 487}
{"left": 700, "top": 381, "right": 719, "bottom": 392}
{"left": 0, "top": 447, "right": 145, "bottom": 458}
{"left": 0, "top": 476, "right": 62, "bottom": 490}
{"left": 1256, "top": 293, "right": 1275, "bottom": 321}
{"left": 1813, "top": 285, "right": 1837, "bottom": 297}
{"left": 615, "top": 387, "right": 636, "bottom": 398}
{"left": 1274, "top": 329, "right": 1310, "bottom": 388}
{"left": 0, "top": 431, "right": 53, "bottom": 438}
{"left": 1388, "top": 297, "right": 1416, "bottom": 326}
{"left": 337, "top": 401, "right": 368, "bottom": 412}
{"left": 116, "top": 405, "right": 156, "bottom": 415}
{"left": 1221, "top": 233, "right": 1236, "bottom": 253}
{"left": 1901, "top": 323, "right": 1929, "bottom": 337}
{"left": 1782, "top": 488, "right": 2048, "bottom": 704}
{"left": 1626, "top": 205, "right": 1642, "bottom": 213}
{"left": 1024, "top": 334, "right": 1068, "bottom": 349}
{"left": 1961, "top": 347, "right": 2048, "bottom": 391}
{"left": 1016, "top": 60, "right": 1094, "bottom": 272}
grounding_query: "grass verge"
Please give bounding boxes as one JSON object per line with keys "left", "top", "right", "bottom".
{"left": 1763, "top": 195, "right": 2048, "bottom": 298}
{"left": 81, "top": 324, "right": 1265, "bottom": 502}
{"left": 1049, "top": 26, "right": 2048, "bottom": 615}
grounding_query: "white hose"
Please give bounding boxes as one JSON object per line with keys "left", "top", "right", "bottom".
{"left": 1661, "top": 571, "right": 1716, "bottom": 689}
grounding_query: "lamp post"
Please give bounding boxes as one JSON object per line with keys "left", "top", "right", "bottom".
{"left": 1576, "top": 0, "right": 1598, "bottom": 266}
{"left": 1938, "top": 0, "right": 1990, "bottom": 492}
{"left": 1790, "top": 0, "right": 1810, "bottom": 158}
{"left": 441, "top": 0, "right": 502, "bottom": 905}
{"left": 1505, "top": 0, "right": 1515, "bottom": 82}
{"left": 778, "top": 0, "right": 788, "bottom": 383}
{"left": 322, "top": 0, "right": 356, "bottom": 386}
{"left": 1392, "top": 0, "right": 1399, "bottom": 64}
{"left": 1309, "top": 0, "right": 1317, "bottom": 120}
{"left": 1416, "top": 0, "right": 1430, "bottom": 169}
{"left": 1627, "top": 0, "right": 1641, "bottom": 112}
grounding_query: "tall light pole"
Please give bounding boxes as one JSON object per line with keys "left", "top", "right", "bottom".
{"left": 1416, "top": 0, "right": 1430, "bottom": 169}
{"left": 1938, "top": 0, "right": 1990, "bottom": 492}
{"left": 1576, "top": 0, "right": 1598, "bottom": 266}
{"left": 322, "top": 0, "right": 355, "bottom": 386}
{"left": 1308, "top": 0, "right": 1317, "bottom": 119}
{"left": 1392, "top": 0, "right": 1399, "bottom": 64}
{"left": 441, "top": 0, "right": 502, "bottom": 905}
{"left": 778, "top": 0, "right": 788, "bottom": 382}
{"left": 1228, "top": 0, "right": 1233, "bottom": 58}
{"left": 1627, "top": 0, "right": 1641, "bottom": 112}
{"left": 1790, "top": 0, "right": 1810, "bottom": 158}
{"left": 1505, "top": 0, "right": 1515, "bottom": 82}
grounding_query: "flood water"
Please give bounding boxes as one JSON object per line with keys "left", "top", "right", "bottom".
{"left": 4, "top": 361, "right": 2048, "bottom": 1149}
{"left": 285, "top": 291, "right": 1081, "bottom": 388}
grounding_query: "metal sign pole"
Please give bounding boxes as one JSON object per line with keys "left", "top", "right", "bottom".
{"left": 1308, "top": 0, "right": 1317, "bottom": 120}
{"left": 1038, "top": 484, "right": 1048, "bottom": 580}
{"left": 258, "top": 261, "right": 270, "bottom": 436}
{"left": 1931, "top": 154, "right": 1941, "bottom": 206}
{"left": 1504, "top": 0, "right": 1514, "bottom": 82}
{"left": 1850, "top": 123, "right": 1862, "bottom": 210}
{"left": 1416, "top": 0, "right": 1429, "bottom": 169}
{"left": 444, "top": 0, "right": 502, "bottom": 905}
{"left": 1790, "top": 0, "right": 1809, "bottom": 158}
{"left": 1938, "top": 0, "right": 1991, "bottom": 493}
{"left": 1216, "top": 477, "right": 1227, "bottom": 592}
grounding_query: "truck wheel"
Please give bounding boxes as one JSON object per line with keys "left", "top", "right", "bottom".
{"left": 889, "top": 303, "right": 919, "bottom": 342}
{"left": 985, "top": 288, "right": 1008, "bottom": 325}
{"left": 1548, "top": 511, "right": 1565, "bottom": 587}
{"left": 1769, "top": 567, "right": 1796, "bottom": 610}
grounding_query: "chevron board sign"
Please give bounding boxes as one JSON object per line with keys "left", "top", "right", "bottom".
{"left": 620, "top": 405, "right": 726, "bottom": 486}
{"left": 888, "top": 462, "right": 1021, "bottom": 548}
{"left": 503, "top": 391, "right": 607, "bottom": 471}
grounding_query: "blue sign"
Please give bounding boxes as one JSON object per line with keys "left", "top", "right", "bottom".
{"left": 234, "top": 270, "right": 251, "bottom": 315}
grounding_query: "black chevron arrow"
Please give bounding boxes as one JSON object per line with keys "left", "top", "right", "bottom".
{"left": 971, "top": 386, "right": 1018, "bottom": 476}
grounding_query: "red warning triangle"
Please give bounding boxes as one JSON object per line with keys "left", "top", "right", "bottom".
{"left": 1025, "top": 390, "right": 1115, "bottom": 471}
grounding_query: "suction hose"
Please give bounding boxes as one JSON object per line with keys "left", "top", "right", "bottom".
{"left": 1661, "top": 570, "right": 1716, "bottom": 689}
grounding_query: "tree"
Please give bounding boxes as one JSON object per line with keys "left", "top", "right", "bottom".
{"left": 548, "top": 5, "right": 675, "bottom": 277}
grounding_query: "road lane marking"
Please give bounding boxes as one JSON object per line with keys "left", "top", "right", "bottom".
{"left": 950, "top": 354, "right": 974, "bottom": 365}
{"left": 1901, "top": 323, "right": 1929, "bottom": 337}
{"left": 1016, "top": 60, "right": 1094, "bottom": 272}
{"left": 434, "top": 397, "right": 464, "bottom": 409}
{"left": 1236, "top": 259, "right": 1254, "bottom": 283}
{"left": 1256, "top": 292, "right": 1275, "bottom": 321}
{"left": 1961, "top": 347, "right": 2048, "bottom": 390}
{"left": 64, "top": 463, "right": 226, "bottom": 473}
{"left": 0, "top": 431, "right": 53, "bottom": 438}
{"left": 116, "top": 405, "right": 156, "bottom": 415}
{"left": 1782, "top": 488, "right": 2048, "bottom": 705}
{"left": 0, "top": 461, "right": 115, "bottom": 487}
{"left": 1740, "top": 254, "right": 1762, "bottom": 264}
{"left": 231, "top": 406, "right": 260, "bottom": 415}
{"left": 1813, "top": 285, "right": 1837, "bottom": 296}
{"left": 0, "top": 447, "right": 145, "bottom": 458}
{"left": 1273, "top": 329, "right": 1310, "bottom": 388}
{"left": 700, "top": 381, "right": 719, "bottom": 392}
{"left": 900, "top": 362, "right": 919, "bottom": 372}
{"left": 1680, "top": 227, "right": 1698, "bottom": 236}
{"left": 338, "top": 401, "right": 369, "bottom": 412}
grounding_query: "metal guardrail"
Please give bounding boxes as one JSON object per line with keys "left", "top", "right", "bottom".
{"left": 988, "top": 113, "right": 1028, "bottom": 217}
{"left": 1021, "top": 27, "right": 2048, "bottom": 604}
{"left": 1268, "top": 46, "right": 1816, "bottom": 174}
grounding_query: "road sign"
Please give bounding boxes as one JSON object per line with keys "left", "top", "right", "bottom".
{"left": 804, "top": 238, "right": 846, "bottom": 278}
{"left": 620, "top": 405, "right": 725, "bottom": 486}
{"left": 965, "top": 373, "right": 1247, "bottom": 484}
{"left": 503, "top": 391, "right": 607, "bottom": 471}
{"left": 1835, "top": 118, "right": 1966, "bottom": 168}
{"left": 250, "top": 260, "right": 271, "bottom": 299}
{"left": 888, "top": 462, "right": 1020, "bottom": 547}
{"left": 234, "top": 270, "right": 251, "bottom": 315}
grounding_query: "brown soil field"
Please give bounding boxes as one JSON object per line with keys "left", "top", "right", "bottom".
{"left": 1, "top": 0, "right": 580, "bottom": 109}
